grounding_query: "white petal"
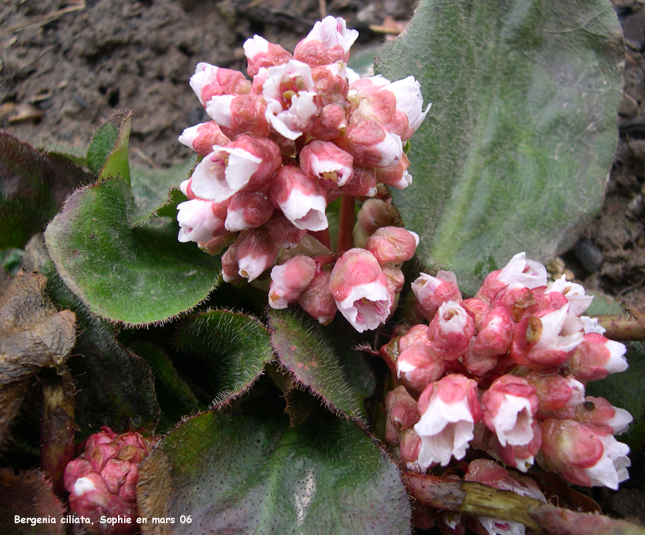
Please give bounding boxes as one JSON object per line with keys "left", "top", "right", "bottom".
{"left": 206, "top": 95, "right": 235, "bottom": 127}
{"left": 278, "top": 188, "right": 328, "bottom": 231}
{"left": 243, "top": 35, "right": 270, "bottom": 60}
{"left": 498, "top": 252, "right": 547, "bottom": 288}
{"left": 337, "top": 280, "right": 391, "bottom": 333}
{"left": 375, "top": 133, "right": 402, "bottom": 167}
{"left": 491, "top": 394, "right": 534, "bottom": 447}
{"left": 604, "top": 340, "right": 628, "bottom": 374}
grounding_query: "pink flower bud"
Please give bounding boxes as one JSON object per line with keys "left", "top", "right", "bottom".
{"left": 225, "top": 190, "right": 274, "bottom": 232}
{"left": 268, "top": 255, "right": 317, "bottom": 309}
{"left": 206, "top": 93, "right": 270, "bottom": 138}
{"left": 489, "top": 419, "right": 543, "bottom": 472}
{"left": 564, "top": 332, "right": 627, "bottom": 381}
{"left": 263, "top": 59, "right": 319, "bottom": 140}
{"left": 385, "top": 385, "right": 420, "bottom": 445}
{"left": 64, "top": 428, "right": 157, "bottom": 535}
{"left": 190, "top": 62, "right": 251, "bottom": 106}
{"left": 221, "top": 240, "right": 243, "bottom": 283}
{"left": 400, "top": 427, "right": 423, "bottom": 469}
{"left": 510, "top": 305, "right": 584, "bottom": 372}
{"left": 412, "top": 271, "right": 462, "bottom": 322}
{"left": 525, "top": 371, "right": 585, "bottom": 420}
{"left": 460, "top": 298, "right": 490, "bottom": 332}
{"left": 573, "top": 396, "right": 633, "bottom": 435}
{"left": 481, "top": 375, "right": 538, "bottom": 448}
{"left": 297, "top": 270, "right": 337, "bottom": 325}
{"left": 329, "top": 248, "right": 393, "bottom": 332}
{"left": 397, "top": 339, "right": 446, "bottom": 394}
{"left": 293, "top": 16, "right": 358, "bottom": 67}
{"left": 461, "top": 340, "right": 499, "bottom": 378}
{"left": 269, "top": 165, "right": 328, "bottom": 231}
{"left": 366, "top": 226, "right": 419, "bottom": 266}
{"left": 199, "top": 234, "right": 234, "bottom": 256}
{"left": 533, "top": 285, "right": 569, "bottom": 314}
{"left": 178, "top": 121, "right": 230, "bottom": 156}
{"left": 382, "top": 264, "right": 405, "bottom": 295}
{"left": 539, "top": 419, "right": 630, "bottom": 489}
{"left": 336, "top": 119, "right": 402, "bottom": 168}
{"left": 243, "top": 35, "right": 293, "bottom": 77}
{"left": 176, "top": 199, "right": 228, "bottom": 243}
{"left": 190, "top": 135, "right": 282, "bottom": 202}
{"left": 375, "top": 153, "right": 413, "bottom": 190}
{"left": 546, "top": 275, "right": 593, "bottom": 316}
{"left": 490, "top": 283, "right": 538, "bottom": 322}
{"left": 475, "top": 269, "right": 505, "bottom": 305}
{"left": 414, "top": 374, "right": 481, "bottom": 468}
{"left": 300, "top": 140, "right": 354, "bottom": 187}
{"left": 340, "top": 167, "right": 377, "bottom": 198}
{"left": 310, "top": 103, "right": 347, "bottom": 141}
{"left": 355, "top": 198, "right": 397, "bottom": 236}
{"left": 234, "top": 230, "right": 280, "bottom": 281}
{"left": 263, "top": 215, "right": 307, "bottom": 248}
{"left": 312, "top": 63, "right": 350, "bottom": 105}
{"left": 427, "top": 301, "right": 475, "bottom": 361}
{"left": 472, "top": 307, "right": 513, "bottom": 358}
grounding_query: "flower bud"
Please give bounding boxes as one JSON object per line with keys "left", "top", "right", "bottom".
{"left": 225, "top": 190, "right": 274, "bottom": 232}
{"left": 336, "top": 119, "right": 402, "bottom": 168}
{"left": 263, "top": 215, "right": 307, "bottom": 248}
{"left": 546, "top": 275, "right": 593, "bottom": 316}
{"left": 177, "top": 198, "right": 228, "bottom": 243}
{"left": 412, "top": 271, "right": 462, "bottom": 322}
{"left": 268, "top": 255, "right": 317, "bottom": 309}
{"left": 472, "top": 307, "right": 513, "bottom": 358}
{"left": 243, "top": 35, "right": 293, "bottom": 77}
{"left": 461, "top": 340, "right": 499, "bottom": 378}
{"left": 539, "top": 419, "right": 630, "bottom": 489}
{"left": 397, "top": 336, "right": 446, "bottom": 394}
{"left": 366, "top": 226, "right": 418, "bottom": 266}
{"left": 489, "top": 419, "right": 543, "bottom": 472}
{"left": 310, "top": 103, "right": 348, "bottom": 141}
{"left": 178, "top": 121, "right": 230, "bottom": 156}
{"left": 510, "top": 305, "right": 584, "bottom": 372}
{"left": 375, "top": 153, "right": 413, "bottom": 190}
{"left": 300, "top": 140, "right": 354, "bottom": 187}
{"left": 190, "top": 62, "right": 251, "bottom": 106}
{"left": 234, "top": 230, "right": 280, "bottom": 281}
{"left": 564, "top": 332, "right": 627, "bottom": 381}
{"left": 340, "top": 167, "right": 377, "bottom": 198}
{"left": 269, "top": 165, "right": 328, "bottom": 231}
{"left": 64, "top": 428, "right": 157, "bottom": 535}
{"left": 427, "top": 301, "right": 474, "bottom": 361}
{"left": 414, "top": 374, "right": 481, "bottom": 468}
{"left": 573, "top": 396, "right": 632, "bottom": 435}
{"left": 297, "top": 270, "right": 337, "bottom": 325}
{"left": 490, "top": 283, "right": 538, "bottom": 322}
{"left": 312, "top": 63, "right": 350, "bottom": 105}
{"left": 294, "top": 16, "right": 358, "bottom": 67}
{"left": 481, "top": 375, "right": 538, "bottom": 448}
{"left": 524, "top": 371, "right": 585, "bottom": 420}
{"left": 385, "top": 385, "right": 420, "bottom": 445}
{"left": 329, "top": 248, "right": 392, "bottom": 332}
{"left": 206, "top": 93, "right": 270, "bottom": 138}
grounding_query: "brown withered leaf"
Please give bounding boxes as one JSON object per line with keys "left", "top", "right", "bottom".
{"left": 0, "top": 271, "right": 76, "bottom": 444}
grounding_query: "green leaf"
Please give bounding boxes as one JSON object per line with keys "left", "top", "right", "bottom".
{"left": 44, "top": 174, "right": 220, "bottom": 325}
{"left": 137, "top": 405, "right": 411, "bottom": 535}
{"left": 376, "top": 0, "right": 624, "bottom": 293}
{"left": 586, "top": 342, "right": 645, "bottom": 452}
{"left": 0, "top": 133, "right": 91, "bottom": 248}
{"left": 268, "top": 308, "right": 375, "bottom": 422}
{"left": 175, "top": 310, "right": 275, "bottom": 406}
{"left": 43, "top": 262, "right": 160, "bottom": 435}
{"left": 87, "top": 111, "right": 130, "bottom": 176}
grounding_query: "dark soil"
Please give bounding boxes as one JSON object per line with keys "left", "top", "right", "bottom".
{"left": 2, "top": 0, "right": 645, "bottom": 530}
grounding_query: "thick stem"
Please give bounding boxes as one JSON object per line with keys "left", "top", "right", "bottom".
{"left": 337, "top": 195, "right": 355, "bottom": 254}
{"left": 402, "top": 471, "right": 645, "bottom": 535}
{"left": 593, "top": 314, "right": 645, "bottom": 341}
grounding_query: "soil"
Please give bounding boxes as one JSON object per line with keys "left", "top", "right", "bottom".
{"left": 2, "top": 0, "right": 645, "bottom": 531}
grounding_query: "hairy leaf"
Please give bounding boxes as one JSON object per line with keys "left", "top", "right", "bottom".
{"left": 376, "top": 0, "right": 624, "bottom": 293}
{"left": 137, "top": 406, "right": 411, "bottom": 535}
{"left": 175, "top": 310, "right": 274, "bottom": 407}
{"left": 269, "top": 308, "right": 375, "bottom": 422}
{"left": 44, "top": 114, "right": 220, "bottom": 326}
{"left": 0, "top": 133, "right": 91, "bottom": 248}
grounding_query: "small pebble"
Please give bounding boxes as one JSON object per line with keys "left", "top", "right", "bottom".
{"left": 573, "top": 238, "right": 604, "bottom": 273}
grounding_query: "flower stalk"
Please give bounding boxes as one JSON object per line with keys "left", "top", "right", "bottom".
{"left": 337, "top": 194, "right": 355, "bottom": 253}
{"left": 594, "top": 314, "right": 645, "bottom": 341}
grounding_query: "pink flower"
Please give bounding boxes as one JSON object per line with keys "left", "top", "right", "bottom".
{"left": 396, "top": 325, "right": 445, "bottom": 394}
{"left": 205, "top": 93, "right": 270, "bottom": 138}
{"left": 472, "top": 307, "right": 514, "bottom": 358}
{"left": 339, "top": 167, "right": 377, "bottom": 197}
{"left": 329, "top": 248, "right": 392, "bottom": 332}
{"left": 312, "top": 62, "right": 350, "bottom": 105}
{"left": 294, "top": 16, "right": 359, "bottom": 67}
{"left": 375, "top": 154, "right": 413, "bottom": 190}
{"left": 366, "top": 226, "right": 419, "bottom": 266}
{"left": 539, "top": 419, "right": 630, "bottom": 489}
{"left": 412, "top": 271, "right": 462, "bottom": 322}
{"left": 225, "top": 190, "right": 274, "bottom": 232}
{"left": 269, "top": 165, "right": 328, "bottom": 231}
{"left": 178, "top": 121, "right": 230, "bottom": 156}
{"left": 268, "top": 255, "right": 317, "bottom": 309}
{"left": 481, "top": 375, "right": 538, "bottom": 448}
{"left": 564, "top": 332, "right": 627, "bottom": 381}
{"left": 297, "top": 269, "right": 337, "bottom": 325}
{"left": 190, "top": 135, "right": 281, "bottom": 202}
{"left": 310, "top": 103, "right": 348, "bottom": 140}
{"left": 262, "top": 59, "right": 319, "bottom": 140}
{"left": 234, "top": 230, "right": 280, "bottom": 281}
{"left": 336, "top": 119, "right": 402, "bottom": 168}
{"left": 300, "top": 140, "right": 354, "bottom": 187}
{"left": 546, "top": 275, "right": 593, "bottom": 316}
{"left": 189, "top": 62, "right": 251, "bottom": 106}
{"left": 426, "top": 301, "right": 475, "bottom": 360}
{"left": 414, "top": 374, "right": 481, "bottom": 468}
{"left": 573, "top": 396, "right": 632, "bottom": 435}
{"left": 488, "top": 419, "right": 543, "bottom": 472}
{"left": 476, "top": 252, "right": 547, "bottom": 304}
{"left": 177, "top": 199, "right": 227, "bottom": 243}
{"left": 243, "top": 35, "right": 293, "bottom": 77}
{"left": 510, "top": 305, "right": 584, "bottom": 372}
{"left": 525, "top": 371, "right": 585, "bottom": 420}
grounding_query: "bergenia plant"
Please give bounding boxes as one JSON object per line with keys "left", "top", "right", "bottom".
{"left": 2, "top": 1, "right": 644, "bottom": 535}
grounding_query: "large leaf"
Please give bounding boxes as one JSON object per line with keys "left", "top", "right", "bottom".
{"left": 44, "top": 114, "right": 220, "bottom": 325}
{"left": 376, "top": 0, "right": 624, "bottom": 293}
{"left": 269, "top": 308, "right": 375, "bottom": 423}
{"left": 175, "top": 310, "right": 274, "bottom": 407}
{"left": 43, "top": 263, "right": 160, "bottom": 435}
{"left": 137, "top": 405, "right": 411, "bottom": 535}
{"left": 0, "top": 133, "right": 91, "bottom": 249}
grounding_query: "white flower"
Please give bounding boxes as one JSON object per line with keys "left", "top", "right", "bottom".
{"left": 497, "top": 252, "right": 547, "bottom": 289}
{"left": 546, "top": 275, "right": 593, "bottom": 316}
{"left": 177, "top": 199, "right": 224, "bottom": 243}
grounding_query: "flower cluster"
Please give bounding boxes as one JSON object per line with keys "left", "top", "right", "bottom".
{"left": 176, "top": 17, "right": 427, "bottom": 331}
{"left": 384, "top": 253, "right": 631, "bottom": 491}
{"left": 64, "top": 427, "right": 158, "bottom": 535}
